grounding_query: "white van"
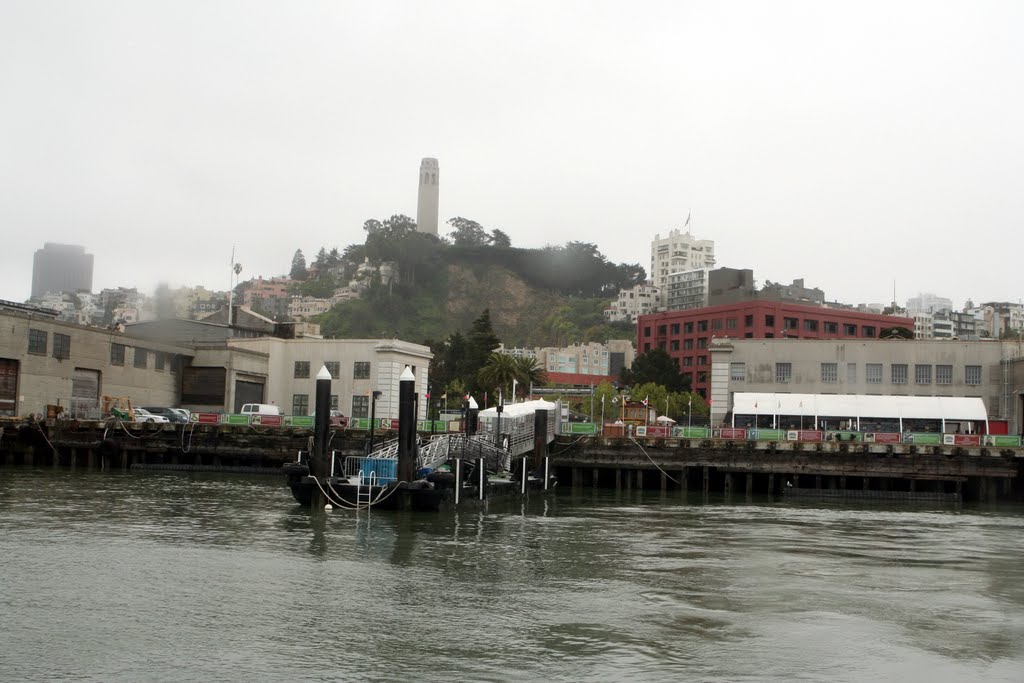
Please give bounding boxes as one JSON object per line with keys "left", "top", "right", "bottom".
{"left": 240, "top": 403, "right": 282, "bottom": 416}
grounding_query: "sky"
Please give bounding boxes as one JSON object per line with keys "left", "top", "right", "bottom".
{"left": 1, "top": 0, "right": 1022, "bottom": 309}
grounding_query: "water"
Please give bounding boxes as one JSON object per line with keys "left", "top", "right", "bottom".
{"left": 1, "top": 469, "right": 1023, "bottom": 682}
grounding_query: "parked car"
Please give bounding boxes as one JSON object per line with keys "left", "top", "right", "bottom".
{"left": 170, "top": 408, "right": 191, "bottom": 423}
{"left": 133, "top": 408, "right": 170, "bottom": 424}
{"left": 142, "top": 406, "right": 188, "bottom": 423}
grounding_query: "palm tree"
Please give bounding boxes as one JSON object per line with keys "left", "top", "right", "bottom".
{"left": 476, "top": 352, "right": 519, "bottom": 400}
{"left": 513, "top": 355, "right": 547, "bottom": 395}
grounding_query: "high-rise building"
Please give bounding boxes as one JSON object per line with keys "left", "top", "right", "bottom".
{"left": 650, "top": 227, "right": 715, "bottom": 309}
{"left": 416, "top": 158, "right": 439, "bottom": 236}
{"left": 31, "top": 243, "right": 94, "bottom": 299}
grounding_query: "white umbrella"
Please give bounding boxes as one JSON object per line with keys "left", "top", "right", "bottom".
{"left": 655, "top": 415, "right": 676, "bottom": 424}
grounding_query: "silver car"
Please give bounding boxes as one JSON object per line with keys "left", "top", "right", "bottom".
{"left": 133, "top": 408, "right": 170, "bottom": 424}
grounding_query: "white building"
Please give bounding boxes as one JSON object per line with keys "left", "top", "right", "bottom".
{"left": 906, "top": 293, "right": 953, "bottom": 315}
{"left": 605, "top": 283, "right": 660, "bottom": 323}
{"left": 650, "top": 228, "right": 715, "bottom": 309}
{"left": 226, "top": 337, "right": 432, "bottom": 420}
{"left": 665, "top": 268, "right": 710, "bottom": 311}
{"left": 499, "top": 340, "right": 635, "bottom": 380}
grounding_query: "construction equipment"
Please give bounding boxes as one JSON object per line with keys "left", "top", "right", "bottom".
{"left": 101, "top": 395, "right": 135, "bottom": 421}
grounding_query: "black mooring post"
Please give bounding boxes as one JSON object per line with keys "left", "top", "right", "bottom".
{"left": 467, "top": 396, "right": 479, "bottom": 436}
{"left": 312, "top": 365, "right": 332, "bottom": 479}
{"left": 533, "top": 408, "right": 548, "bottom": 471}
{"left": 495, "top": 396, "right": 504, "bottom": 448}
{"left": 397, "top": 366, "right": 417, "bottom": 483}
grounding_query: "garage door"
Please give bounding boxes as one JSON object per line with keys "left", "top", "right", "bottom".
{"left": 71, "top": 368, "right": 101, "bottom": 418}
{"left": 0, "top": 358, "right": 17, "bottom": 416}
{"left": 234, "top": 380, "right": 265, "bottom": 413}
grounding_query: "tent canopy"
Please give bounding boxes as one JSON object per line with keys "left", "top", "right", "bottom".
{"left": 731, "top": 393, "right": 987, "bottom": 421}
{"left": 478, "top": 399, "right": 556, "bottom": 418}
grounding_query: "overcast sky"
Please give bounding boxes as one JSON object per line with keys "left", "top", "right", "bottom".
{"left": 2, "top": 0, "right": 1021, "bottom": 309}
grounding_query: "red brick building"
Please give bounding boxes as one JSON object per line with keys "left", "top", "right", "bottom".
{"left": 637, "top": 301, "right": 913, "bottom": 398}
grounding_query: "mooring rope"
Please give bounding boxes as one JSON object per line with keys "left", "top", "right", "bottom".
{"left": 311, "top": 474, "right": 407, "bottom": 510}
{"left": 628, "top": 435, "right": 681, "bottom": 485}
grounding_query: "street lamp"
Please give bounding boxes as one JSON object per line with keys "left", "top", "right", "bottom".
{"left": 368, "top": 390, "right": 383, "bottom": 453}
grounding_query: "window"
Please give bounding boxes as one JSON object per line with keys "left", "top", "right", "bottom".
{"left": 324, "top": 361, "right": 340, "bottom": 379}
{"left": 744, "top": 315, "right": 754, "bottom": 327}
{"left": 726, "top": 318, "right": 737, "bottom": 330}
{"left": 134, "top": 348, "right": 148, "bottom": 369}
{"left": 111, "top": 343, "right": 125, "bottom": 366}
{"left": 775, "top": 362, "right": 792, "bottom": 382}
{"left": 657, "top": 324, "right": 667, "bottom": 336}
{"left": 866, "top": 363, "right": 882, "bottom": 384}
{"left": 730, "top": 362, "right": 746, "bottom": 381}
{"left": 644, "top": 343, "right": 650, "bottom": 352}
{"left": 825, "top": 321, "right": 839, "bottom": 334}
{"left": 683, "top": 322, "right": 694, "bottom": 334}
{"left": 52, "top": 333, "right": 70, "bottom": 360}
{"left": 292, "top": 394, "right": 310, "bottom": 415}
{"left": 354, "top": 361, "right": 371, "bottom": 379}
{"left": 965, "top": 365, "right": 982, "bottom": 385}
{"left": 697, "top": 371, "right": 707, "bottom": 383}
{"left": 847, "top": 362, "right": 857, "bottom": 383}
{"left": 936, "top": 365, "right": 952, "bottom": 385}
{"left": 712, "top": 319, "right": 723, "bottom": 330}
{"left": 697, "top": 355, "right": 708, "bottom": 366}
{"left": 294, "top": 361, "right": 310, "bottom": 379}
{"left": 330, "top": 395, "right": 339, "bottom": 410}
{"left": 683, "top": 356, "right": 693, "bottom": 366}
{"left": 155, "top": 353, "right": 165, "bottom": 371}
{"left": 351, "top": 395, "right": 369, "bottom": 418}
{"left": 643, "top": 326, "right": 651, "bottom": 336}
{"left": 843, "top": 323, "right": 858, "bottom": 336}
{"left": 697, "top": 320, "right": 708, "bottom": 332}
{"left": 669, "top": 340, "right": 679, "bottom": 351}
{"left": 683, "top": 339, "right": 694, "bottom": 350}
{"left": 670, "top": 323, "right": 680, "bottom": 334}
{"left": 765, "top": 315, "right": 775, "bottom": 327}
{"left": 821, "top": 362, "right": 838, "bottom": 383}
{"left": 915, "top": 364, "right": 932, "bottom": 384}
{"left": 891, "top": 364, "right": 908, "bottom": 384}
{"left": 784, "top": 317, "right": 798, "bottom": 330}
{"left": 862, "top": 326, "right": 876, "bottom": 338}
{"left": 697, "top": 338, "right": 708, "bottom": 349}
{"left": 28, "top": 329, "right": 47, "bottom": 355}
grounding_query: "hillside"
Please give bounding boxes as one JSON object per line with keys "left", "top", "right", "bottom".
{"left": 315, "top": 261, "right": 635, "bottom": 347}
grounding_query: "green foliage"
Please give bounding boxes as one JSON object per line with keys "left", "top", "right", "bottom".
{"left": 490, "top": 229, "right": 511, "bottom": 248}
{"left": 290, "top": 274, "right": 338, "bottom": 299}
{"left": 289, "top": 249, "right": 307, "bottom": 281}
{"left": 447, "top": 217, "right": 490, "bottom": 246}
{"left": 621, "top": 348, "right": 690, "bottom": 393}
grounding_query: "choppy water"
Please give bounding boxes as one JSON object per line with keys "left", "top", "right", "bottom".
{"left": 1, "top": 469, "right": 1022, "bottom": 682}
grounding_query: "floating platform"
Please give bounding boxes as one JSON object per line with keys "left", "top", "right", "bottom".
{"left": 283, "top": 461, "right": 556, "bottom": 512}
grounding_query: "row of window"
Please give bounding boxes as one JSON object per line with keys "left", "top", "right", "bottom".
{"left": 648, "top": 317, "right": 879, "bottom": 338}
{"left": 290, "top": 394, "right": 367, "bottom": 416}
{"left": 730, "top": 362, "right": 983, "bottom": 386}
{"left": 28, "top": 329, "right": 72, "bottom": 360}
{"left": 109, "top": 343, "right": 174, "bottom": 372}
{"left": 294, "top": 361, "right": 371, "bottom": 379}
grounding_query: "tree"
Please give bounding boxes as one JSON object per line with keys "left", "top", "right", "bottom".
{"left": 289, "top": 249, "right": 308, "bottom": 280}
{"left": 620, "top": 348, "right": 689, "bottom": 393}
{"left": 490, "top": 228, "right": 511, "bottom": 248}
{"left": 513, "top": 355, "right": 547, "bottom": 392}
{"left": 447, "top": 217, "right": 489, "bottom": 247}
{"left": 466, "top": 309, "right": 501, "bottom": 391}
{"left": 477, "top": 352, "right": 519, "bottom": 398}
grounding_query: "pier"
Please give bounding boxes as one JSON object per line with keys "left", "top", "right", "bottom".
{"left": 2, "top": 418, "right": 1021, "bottom": 504}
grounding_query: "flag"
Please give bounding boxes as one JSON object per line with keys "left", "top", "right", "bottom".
{"left": 685, "top": 211, "right": 691, "bottom": 227}
{"left": 440, "top": 393, "right": 447, "bottom": 399}
{"left": 642, "top": 396, "right": 649, "bottom": 406}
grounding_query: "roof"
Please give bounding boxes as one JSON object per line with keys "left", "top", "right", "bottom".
{"left": 732, "top": 393, "right": 987, "bottom": 421}
{"left": 479, "top": 399, "right": 557, "bottom": 418}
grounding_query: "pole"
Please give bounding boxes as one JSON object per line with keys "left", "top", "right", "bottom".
{"left": 397, "top": 366, "right": 416, "bottom": 483}
{"left": 369, "top": 391, "right": 378, "bottom": 453}
{"left": 600, "top": 395, "right": 605, "bottom": 436}
{"left": 312, "top": 365, "right": 332, "bottom": 477}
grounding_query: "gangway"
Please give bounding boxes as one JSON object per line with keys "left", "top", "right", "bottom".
{"left": 477, "top": 399, "right": 558, "bottom": 458}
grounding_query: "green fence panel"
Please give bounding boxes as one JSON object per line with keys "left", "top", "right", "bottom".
{"left": 287, "top": 416, "right": 315, "bottom": 428}
{"left": 348, "top": 418, "right": 372, "bottom": 430}
{"left": 675, "top": 426, "right": 710, "bottom": 438}
{"left": 989, "top": 435, "right": 1022, "bottom": 448}
{"left": 906, "top": 432, "right": 942, "bottom": 445}
{"left": 749, "top": 429, "right": 785, "bottom": 441}
{"left": 224, "top": 414, "right": 250, "bottom": 425}
{"left": 562, "top": 422, "right": 598, "bottom": 435}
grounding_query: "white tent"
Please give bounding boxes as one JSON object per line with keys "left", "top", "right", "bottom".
{"left": 655, "top": 415, "right": 676, "bottom": 424}
{"left": 731, "top": 392, "right": 987, "bottom": 431}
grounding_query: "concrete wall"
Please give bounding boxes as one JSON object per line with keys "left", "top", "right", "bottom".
{"left": 0, "top": 310, "right": 190, "bottom": 417}
{"left": 709, "top": 338, "right": 1016, "bottom": 430}
{"left": 228, "top": 337, "right": 432, "bottom": 419}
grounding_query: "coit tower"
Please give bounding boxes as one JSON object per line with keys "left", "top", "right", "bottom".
{"left": 416, "top": 157, "right": 439, "bottom": 235}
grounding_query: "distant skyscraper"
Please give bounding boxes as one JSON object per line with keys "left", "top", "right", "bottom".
{"left": 31, "top": 243, "right": 94, "bottom": 299}
{"left": 416, "top": 157, "right": 439, "bottom": 235}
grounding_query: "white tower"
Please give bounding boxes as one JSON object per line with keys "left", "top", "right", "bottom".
{"left": 416, "top": 158, "right": 439, "bottom": 235}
